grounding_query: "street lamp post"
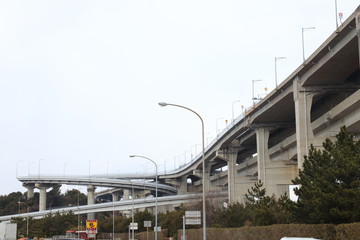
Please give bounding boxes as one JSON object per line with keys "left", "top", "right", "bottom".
{"left": 216, "top": 117, "right": 224, "bottom": 136}
{"left": 335, "top": 0, "right": 339, "bottom": 28}
{"left": 16, "top": 160, "right": 23, "bottom": 177}
{"left": 124, "top": 178, "right": 135, "bottom": 240}
{"left": 275, "top": 57, "right": 286, "bottom": 88}
{"left": 129, "top": 155, "right": 158, "bottom": 240}
{"left": 158, "top": 102, "right": 207, "bottom": 240}
{"left": 38, "top": 159, "right": 44, "bottom": 178}
{"left": 63, "top": 162, "right": 68, "bottom": 177}
{"left": 252, "top": 80, "right": 262, "bottom": 106}
{"left": 18, "top": 201, "right": 29, "bottom": 238}
{"left": 302, "top": 27, "right": 315, "bottom": 62}
{"left": 232, "top": 100, "right": 241, "bottom": 124}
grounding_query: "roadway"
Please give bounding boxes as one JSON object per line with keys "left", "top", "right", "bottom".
{"left": 0, "top": 192, "right": 227, "bottom": 222}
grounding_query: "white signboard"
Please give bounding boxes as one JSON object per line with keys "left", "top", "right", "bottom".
{"left": 144, "top": 221, "right": 152, "bottom": 227}
{"left": 130, "top": 222, "right": 138, "bottom": 230}
{"left": 185, "top": 218, "right": 201, "bottom": 225}
{"left": 185, "top": 211, "right": 201, "bottom": 218}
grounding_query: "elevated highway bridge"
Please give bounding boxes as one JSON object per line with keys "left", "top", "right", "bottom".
{"left": 10, "top": 5, "right": 360, "bottom": 221}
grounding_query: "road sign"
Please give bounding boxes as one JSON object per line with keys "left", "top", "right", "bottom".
{"left": 185, "top": 211, "right": 201, "bottom": 218}
{"left": 185, "top": 218, "right": 201, "bottom": 225}
{"left": 185, "top": 211, "right": 201, "bottom": 225}
{"left": 86, "top": 219, "right": 97, "bottom": 231}
{"left": 144, "top": 221, "right": 152, "bottom": 227}
{"left": 154, "top": 226, "right": 161, "bottom": 232}
{"left": 130, "top": 222, "right": 138, "bottom": 230}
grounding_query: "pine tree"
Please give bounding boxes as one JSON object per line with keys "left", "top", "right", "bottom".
{"left": 292, "top": 126, "right": 360, "bottom": 224}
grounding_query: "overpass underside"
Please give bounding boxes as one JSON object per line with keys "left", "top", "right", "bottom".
{"left": 163, "top": 6, "right": 360, "bottom": 205}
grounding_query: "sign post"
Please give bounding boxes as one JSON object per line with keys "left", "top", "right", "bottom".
{"left": 144, "top": 221, "right": 151, "bottom": 240}
{"left": 86, "top": 219, "right": 98, "bottom": 239}
{"left": 183, "top": 211, "right": 201, "bottom": 240}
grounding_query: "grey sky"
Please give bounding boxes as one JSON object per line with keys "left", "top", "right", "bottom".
{"left": 0, "top": 1, "right": 359, "bottom": 195}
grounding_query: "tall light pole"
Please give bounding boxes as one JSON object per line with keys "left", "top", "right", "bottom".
{"left": 124, "top": 178, "right": 135, "bottom": 240}
{"left": 28, "top": 161, "right": 35, "bottom": 176}
{"left": 302, "top": 27, "right": 315, "bottom": 62}
{"left": 38, "top": 159, "right": 44, "bottom": 178}
{"left": 252, "top": 80, "right": 262, "bottom": 106}
{"left": 88, "top": 160, "right": 91, "bottom": 178}
{"left": 63, "top": 162, "right": 68, "bottom": 177}
{"left": 275, "top": 57, "right": 286, "bottom": 88}
{"left": 232, "top": 100, "right": 241, "bottom": 124}
{"left": 19, "top": 201, "right": 30, "bottom": 238}
{"left": 116, "top": 178, "right": 135, "bottom": 240}
{"left": 16, "top": 160, "right": 23, "bottom": 177}
{"left": 158, "top": 102, "right": 207, "bottom": 240}
{"left": 335, "top": 0, "right": 339, "bottom": 28}
{"left": 216, "top": 117, "right": 224, "bottom": 136}
{"left": 129, "top": 155, "right": 158, "bottom": 240}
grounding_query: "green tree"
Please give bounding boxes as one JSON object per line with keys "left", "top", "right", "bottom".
{"left": 134, "top": 209, "right": 153, "bottom": 232}
{"left": 213, "top": 202, "right": 250, "bottom": 228}
{"left": 159, "top": 208, "right": 185, "bottom": 237}
{"left": 293, "top": 126, "right": 360, "bottom": 224}
{"left": 244, "top": 180, "right": 291, "bottom": 226}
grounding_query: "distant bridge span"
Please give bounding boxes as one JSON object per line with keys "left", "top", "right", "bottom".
{"left": 0, "top": 192, "right": 227, "bottom": 222}
{"left": 17, "top": 176, "right": 177, "bottom": 195}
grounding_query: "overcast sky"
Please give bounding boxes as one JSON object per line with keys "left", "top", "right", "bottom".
{"left": 0, "top": 1, "right": 359, "bottom": 196}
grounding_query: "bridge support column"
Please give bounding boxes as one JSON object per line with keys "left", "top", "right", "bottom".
{"left": 87, "top": 185, "right": 96, "bottom": 219}
{"left": 203, "top": 165, "right": 211, "bottom": 192}
{"left": 123, "top": 189, "right": 130, "bottom": 200}
{"left": 112, "top": 192, "right": 120, "bottom": 202}
{"left": 216, "top": 150, "right": 237, "bottom": 204}
{"left": 255, "top": 127, "right": 271, "bottom": 185}
{"left": 35, "top": 184, "right": 50, "bottom": 212}
{"left": 293, "top": 77, "right": 314, "bottom": 169}
{"left": 179, "top": 176, "right": 188, "bottom": 194}
{"left": 39, "top": 187, "right": 47, "bottom": 211}
{"left": 356, "top": 8, "right": 360, "bottom": 66}
{"left": 139, "top": 189, "right": 151, "bottom": 198}
{"left": 23, "top": 184, "right": 35, "bottom": 199}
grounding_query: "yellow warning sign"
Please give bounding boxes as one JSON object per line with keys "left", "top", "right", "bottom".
{"left": 86, "top": 219, "right": 97, "bottom": 230}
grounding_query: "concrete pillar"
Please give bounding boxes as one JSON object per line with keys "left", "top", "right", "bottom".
{"left": 203, "top": 164, "right": 211, "bottom": 192}
{"left": 112, "top": 192, "right": 120, "bottom": 202}
{"left": 178, "top": 176, "right": 188, "bottom": 194}
{"left": 356, "top": 7, "right": 360, "bottom": 67}
{"left": 227, "top": 152, "right": 237, "bottom": 205}
{"left": 87, "top": 185, "right": 96, "bottom": 219}
{"left": 139, "top": 189, "right": 151, "bottom": 198}
{"left": 255, "top": 127, "right": 271, "bottom": 185}
{"left": 216, "top": 150, "right": 237, "bottom": 204}
{"left": 293, "top": 77, "right": 314, "bottom": 169}
{"left": 123, "top": 189, "right": 130, "bottom": 200}
{"left": 23, "top": 184, "right": 35, "bottom": 199}
{"left": 38, "top": 186, "right": 47, "bottom": 211}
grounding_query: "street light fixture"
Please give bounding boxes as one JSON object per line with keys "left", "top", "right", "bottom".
{"left": 302, "top": 27, "right": 315, "bottom": 62}
{"left": 275, "top": 57, "right": 286, "bottom": 88}
{"left": 129, "top": 155, "right": 158, "bottom": 240}
{"left": 252, "top": 80, "right": 262, "bottom": 106}
{"left": 158, "top": 102, "right": 207, "bottom": 240}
